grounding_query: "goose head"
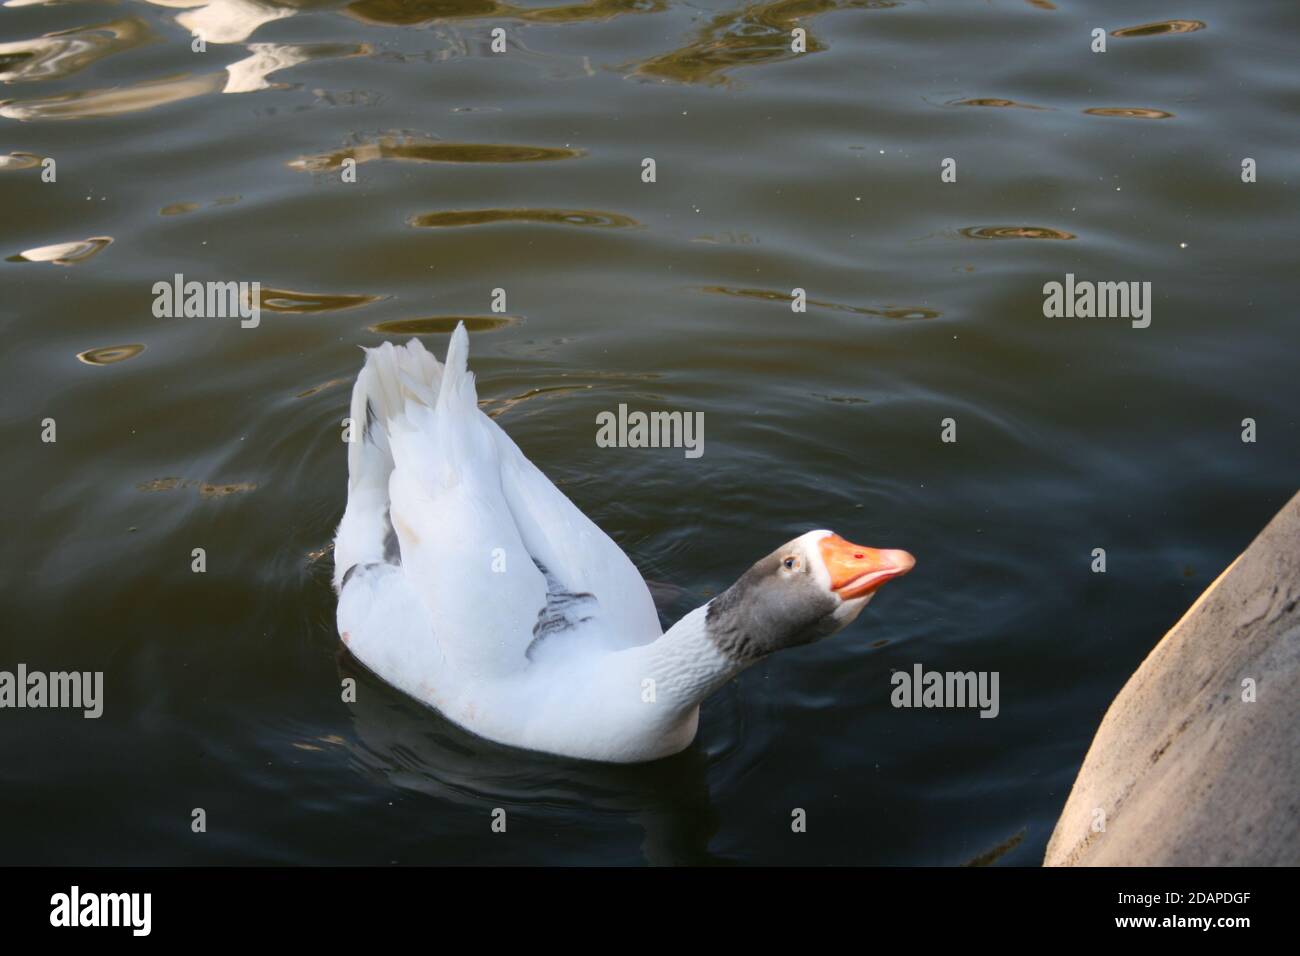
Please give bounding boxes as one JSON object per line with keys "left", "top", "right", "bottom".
{"left": 704, "top": 530, "right": 914, "bottom": 663}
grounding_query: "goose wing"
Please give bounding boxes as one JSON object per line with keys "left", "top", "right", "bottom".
{"left": 337, "top": 325, "right": 660, "bottom": 683}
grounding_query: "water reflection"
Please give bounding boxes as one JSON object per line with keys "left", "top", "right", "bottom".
{"left": 160, "top": 202, "right": 202, "bottom": 216}
{"left": 155, "top": 0, "right": 301, "bottom": 45}
{"left": 0, "top": 17, "right": 156, "bottom": 84}
{"left": 1111, "top": 20, "right": 1206, "bottom": 38}
{"left": 634, "top": 0, "right": 901, "bottom": 85}
{"left": 408, "top": 208, "right": 638, "bottom": 228}
{"left": 258, "top": 288, "right": 385, "bottom": 313}
{"left": 338, "top": 650, "right": 722, "bottom": 865}
{"left": 520, "top": 0, "right": 667, "bottom": 25}
{"left": 225, "top": 42, "right": 369, "bottom": 93}
{"left": 947, "top": 97, "right": 1050, "bottom": 111}
{"left": 1, "top": 73, "right": 223, "bottom": 121}
{"left": 76, "top": 343, "right": 145, "bottom": 366}
{"left": 1083, "top": 107, "right": 1175, "bottom": 120}
{"left": 137, "top": 477, "right": 258, "bottom": 497}
{"left": 701, "top": 286, "right": 940, "bottom": 320}
{"left": 1, "top": 42, "right": 364, "bottom": 120}
{"left": 197, "top": 482, "right": 259, "bottom": 498}
{"left": 160, "top": 196, "right": 242, "bottom": 215}
{"left": 345, "top": 0, "right": 666, "bottom": 28}
{"left": 0, "top": 152, "right": 43, "bottom": 170}
{"left": 6, "top": 236, "right": 113, "bottom": 264}
{"left": 290, "top": 136, "right": 582, "bottom": 172}
{"left": 958, "top": 225, "right": 1075, "bottom": 241}
{"left": 369, "top": 315, "right": 520, "bottom": 335}
{"left": 963, "top": 828, "right": 1026, "bottom": 866}
{"left": 480, "top": 383, "right": 596, "bottom": 420}
{"left": 295, "top": 377, "right": 349, "bottom": 398}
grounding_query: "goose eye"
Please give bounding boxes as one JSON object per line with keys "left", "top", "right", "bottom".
{"left": 782, "top": 556, "right": 800, "bottom": 571}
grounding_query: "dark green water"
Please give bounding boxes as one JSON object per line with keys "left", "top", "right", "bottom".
{"left": 1, "top": 0, "right": 1297, "bottom": 864}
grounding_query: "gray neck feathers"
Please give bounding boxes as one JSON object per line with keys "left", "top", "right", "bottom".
{"left": 704, "top": 558, "right": 839, "bottom": 664}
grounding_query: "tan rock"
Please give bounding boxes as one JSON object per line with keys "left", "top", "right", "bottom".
{"left": 1045, "top": 492, "right": 1300, "bottom": 866}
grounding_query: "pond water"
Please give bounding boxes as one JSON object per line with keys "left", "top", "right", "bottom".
{"left": 1, "top": 0, "right": 1297, "bottom": 864}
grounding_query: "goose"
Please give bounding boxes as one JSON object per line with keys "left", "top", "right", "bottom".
{"left": 333, "top": 325, "right": 915, "bottom": 763}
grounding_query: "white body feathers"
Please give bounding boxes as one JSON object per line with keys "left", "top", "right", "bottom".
{"left": 333, "top": 327, "right": 738, "bottom": 762}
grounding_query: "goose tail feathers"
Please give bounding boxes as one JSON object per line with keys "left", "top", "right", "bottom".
{"left": 345, "top": 337, "right": 444, "bottom": 491}
{"left": 335, "top": 336, "right": 442, "bottom": 591}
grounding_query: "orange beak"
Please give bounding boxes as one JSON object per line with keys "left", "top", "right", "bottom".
{"left": 818, "top": 534, "right": 915, "bottom": 600}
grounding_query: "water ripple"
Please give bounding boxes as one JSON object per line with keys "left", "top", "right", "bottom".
{"left": 258, "top": 288, "right": 386, "bottom": 313}
{"left": 632, "top": 0, "right": 902, "bottom": 86}
{"left": 407, "top": 208, "right": 638, "bottom": 229}
{"left": 0, "top": 42, "right": 366, "bottom": 120}
{"left": 346, "top": 0, "right": 667, "bottom": 27}
{"left": 0, "top": 16, "right": 156, "bottom": 84}
{"left": 1111, "top": 20, "right": 1206, "bottom": 38}
{"left": 168, "top": 0, "right": 299, "bottom": 45}
{"left": 369, "top": 316, "right": 521, "bottom": 335}
{"left": 700, "top": 286, "right": 940, "bottom": 320}
{"left": 6, "top": 236, "right": 113, "bottom": 264}
{"left": 0, "top": 152, "right": 43, "bottom": 170}
{"left": 947, "top": 97, "right": 1050, "bottom": 111}
{"left": 1083, "top": 107, "right": 1175, "bottom": 120}
{"left": 0, "top": 73, "right": 223, "bottom": 121}
{"left": 958, "top": 225, "right": 1075, "bottom": 241}
{"left": 76, "top": 344, "right": 145, "bottom": 366}
{"left": 290, "top": 137, "right": 582, "bottom": 172}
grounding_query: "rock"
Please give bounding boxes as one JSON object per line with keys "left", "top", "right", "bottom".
{"left": 1045, "top": 492, "right": 1300, "bottom": 866}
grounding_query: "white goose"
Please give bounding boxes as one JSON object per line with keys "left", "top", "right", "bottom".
{"left": 333, "top": 325, "right": 915, "bottom": 763}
